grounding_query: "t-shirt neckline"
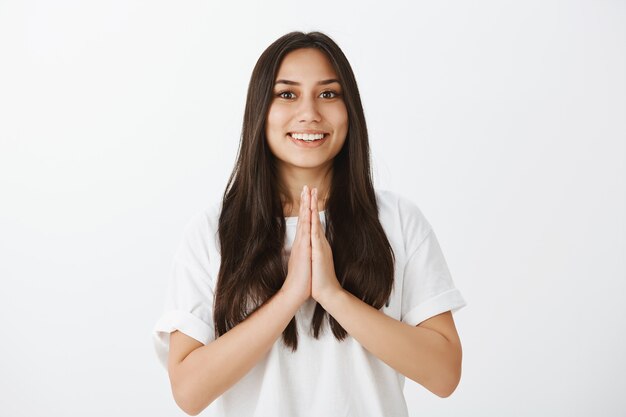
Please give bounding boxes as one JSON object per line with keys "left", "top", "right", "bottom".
{"left": 285, "top": 210, "right": 327, "bottom": 226}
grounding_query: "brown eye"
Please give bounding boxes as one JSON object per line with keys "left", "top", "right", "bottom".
{"left": 320, "top": 90, "right": 339, "bottom": 99}
{"left": 277, "top": 91, "right": 295, "bottom": 99}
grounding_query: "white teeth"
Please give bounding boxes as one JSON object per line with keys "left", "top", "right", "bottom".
{"left": 290, "top": 133, "right": 326, "bottom": 141}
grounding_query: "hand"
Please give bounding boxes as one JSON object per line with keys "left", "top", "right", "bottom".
{"left": 310, "top": 187, "right": 343, "bottom": 305}
{"left": 280, "top": 185, "right": 312, "bottom": 305}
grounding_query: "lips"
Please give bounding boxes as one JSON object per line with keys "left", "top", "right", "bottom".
{"left": 288, "top": 133, "right": 328, "bottom": 148}
{"left": 288, "top": 130, "right": 329, "bottom": 134}
{"left": 289, "top": 132, "right": 327, "bottom": 142}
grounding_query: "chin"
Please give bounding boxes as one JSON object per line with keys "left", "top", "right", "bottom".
{"left": 288, "top": 158, "right": 328, "bottom": 169}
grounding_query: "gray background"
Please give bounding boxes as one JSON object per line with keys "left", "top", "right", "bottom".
{"left": 1, "top": 0, "right": 624, "bottom": 415}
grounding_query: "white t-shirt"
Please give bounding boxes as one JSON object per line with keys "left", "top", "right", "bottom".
{"left": 153, "top": 189, "right": 467, "bottom": 417}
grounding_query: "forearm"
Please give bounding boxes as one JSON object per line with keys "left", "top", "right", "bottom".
{"left": 319, "top": 289, "right": 460, "bottom": 397}
{"left": 173, "top": 290, "right": 302, "bottom": 414}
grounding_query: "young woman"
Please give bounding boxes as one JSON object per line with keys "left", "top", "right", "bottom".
{"left": 153, "top": 31, "right": 467, "bottom": 416}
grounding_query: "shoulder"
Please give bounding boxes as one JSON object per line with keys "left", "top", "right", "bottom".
{"left": 176, "top": 200, "right": 222, "bottom": 259}
{"left": 374, "top": 188, "right": 432, "bottom": 230}
{"left": 184, "top": 199, "right": 222, "bottom": 232}
{"left": 374, "top": 188, "right": 433, "bottom": 255}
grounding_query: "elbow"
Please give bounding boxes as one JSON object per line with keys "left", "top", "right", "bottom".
{"left": 434, "top": 377, "right": 460, "bottom": 398}
{"left": 172, "top": 384, "right": 199, "bottom": 416}
{"left": 433, "top": 362, "right": 462, "bottom": 398}
{"left": 413, "top": 365, "right": 462, "bottom": 398}
{"left": 432, "top": 349, "right": 463, "bottom": 398}
{"left": 170, "top": 370, "right": 215, "bottom": 416}
{"left": 438, "top": 340, "right": 463, "bottom": 398}
{"left": 172, "top": 384, "right": 213, "bottom": 416}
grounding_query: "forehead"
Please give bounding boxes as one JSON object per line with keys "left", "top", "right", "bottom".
{"left": 275, "top": 48, "right": 338, "bottom": 82}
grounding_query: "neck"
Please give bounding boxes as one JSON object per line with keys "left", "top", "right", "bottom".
{"left": 276, "top": 163, "right": 333, "bottom": 216}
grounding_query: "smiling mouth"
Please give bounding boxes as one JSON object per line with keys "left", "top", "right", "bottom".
{"left": 288, "top": 132, "right": 328, "bottom": 142}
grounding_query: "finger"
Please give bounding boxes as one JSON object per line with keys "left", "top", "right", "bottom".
{"left": 296, "top": 186, "right": 310, "bottom": 242}
{"left": 311, "top": 188, "right": 320, "bottom": 242}
{"left": 302, "top": 185, "right": 310, "bottom": 238}
{"left": 295, "top": 185, "right": 305, "bottom": 234}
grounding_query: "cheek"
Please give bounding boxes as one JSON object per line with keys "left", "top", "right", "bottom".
{"left": 328, "top": 104, "right": 348, "bottom": 132}
{"left": 266, "top": 105, "right": 289, "bottom": 133}
{"left": 265, "top": 106, "right": 289, "bottom": 155}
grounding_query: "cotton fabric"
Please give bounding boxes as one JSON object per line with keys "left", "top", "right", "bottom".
{"left": 153, "top": 189, "right": 467, "bottom": 416}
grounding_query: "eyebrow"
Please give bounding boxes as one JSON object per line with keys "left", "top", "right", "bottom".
{"left": 274, "top": 78, "right": 341, "bottom": 86}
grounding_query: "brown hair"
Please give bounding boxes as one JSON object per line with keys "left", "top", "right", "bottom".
{"left": 214, "top": 31, "right": 395, "bottom": 351}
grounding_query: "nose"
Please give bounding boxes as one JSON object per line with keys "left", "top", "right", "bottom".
{"left": 296, "top": 95, "right": 322, "bottom": 123}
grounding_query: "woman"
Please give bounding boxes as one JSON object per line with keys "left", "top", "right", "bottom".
{"left": 153, "top": 31, "right": 467, "bottom": 416}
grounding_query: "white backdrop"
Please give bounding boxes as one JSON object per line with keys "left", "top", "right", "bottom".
{"left": 1, "top": 0, "right": 624, "bottom": 416}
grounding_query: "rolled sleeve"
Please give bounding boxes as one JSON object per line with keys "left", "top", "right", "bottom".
{"left": 400, "top": 228, "right": 467, "bottom": 327}
{"left": 153, "top": 211, "right": 217, "bottom": 370}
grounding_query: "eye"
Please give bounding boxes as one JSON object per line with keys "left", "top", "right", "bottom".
{"left": 320, "top": 90, "right": 340, "bottom": 99}
{"left": 276, "top": 91, "right": 296, "bottom": 99}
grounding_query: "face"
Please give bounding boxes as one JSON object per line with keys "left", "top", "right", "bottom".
{"left": 265, "top": 48, "right": 348, "bottom": 171}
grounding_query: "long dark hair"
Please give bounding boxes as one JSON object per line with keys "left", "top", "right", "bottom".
{"left": 214, "top": 31, "right": 395, "bottom": 351}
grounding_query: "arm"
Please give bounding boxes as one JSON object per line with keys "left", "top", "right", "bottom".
{"left": 168, "top": 188, "right": 314, "bottom": 416}
{"left": 319, "top": 290, "right": 462, "bottom": 398}
{"left": 307, "top": 187, "right": 462, "bottom": 398}
{"left": 168, "top": 289, "right": 302, "bottom": 416}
